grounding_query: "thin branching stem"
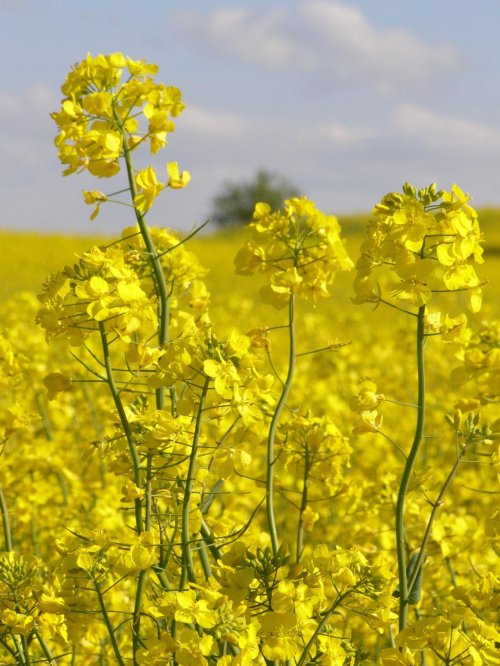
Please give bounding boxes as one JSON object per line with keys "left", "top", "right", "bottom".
{"left": 395, "top": 305, "right": 426, "bottom": 630}
{"left": 180, "top": 378, "right": 210, "bottom": 588}
{"left": 267, "top": 294, "right": 296, "bottom": 557}
{"left": 99, "top": 323, "right": 143, "bottom": 534}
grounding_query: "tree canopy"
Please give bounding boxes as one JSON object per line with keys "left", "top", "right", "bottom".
{"left": 210, "top": 170, "right": 300, "bottom": 227}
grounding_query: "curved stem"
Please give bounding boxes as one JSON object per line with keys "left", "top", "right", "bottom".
{"left": 267, "top": 294, "right": 296, "bottom": 556}
{"left": 92, "top": 576, "right": 126, "bottom": 666}
{"left": 395, "top": 305, "right": 426, "bottom": 630}
{"left": 180, "top": 378, "right": 210, "bottom": 589}
{"left": 406, "top": 443, "right": 468, "bottom": 601}
{"left": 99, "top": 323, "right": 143, "bottom": 534}
{"left": 34, "top": 630, "right": 57, "bottom": 665}
{"left": 296, "top": 591, "right": 350, "bottom": 666}
{"left": 113, "top": 105, "right": 170, "bottom": 410}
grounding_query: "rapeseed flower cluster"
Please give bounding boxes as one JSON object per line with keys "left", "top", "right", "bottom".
{"left": 353, "top": 183, "right": 485, "bottom": 315}
{"left": 235, "top": 198, "right": 353, "bottom": 308}
{"left": 1, "top": 53, "right": 500, "bottom": 666}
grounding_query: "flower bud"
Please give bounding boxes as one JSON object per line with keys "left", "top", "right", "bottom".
{"left": 403, "top": 182, "right": 417, "bottom": 197}
{"left": 445, "top": 414, "right": 455, "bottom": 428}
{"left": 288, "top": 562, "right": 304, "bottom": 579}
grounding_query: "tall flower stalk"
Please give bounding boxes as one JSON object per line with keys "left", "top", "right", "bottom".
{"left": 351, "top": 182, "right": 486, "bottom": 631}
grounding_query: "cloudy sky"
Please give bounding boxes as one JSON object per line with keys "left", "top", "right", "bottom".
{"left": 1, "top": 0, "right": 500, "bottom": 234}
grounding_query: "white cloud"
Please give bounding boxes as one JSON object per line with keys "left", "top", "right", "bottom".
{"left": 175, "top": 7, "right": 314, "bottom": 71}
{"left": 394, "top": 104, "right": 500, "bottom": 154}
{"left": 181, "top": 105, "right": 250, "bottom": 136}
{"left": 174, "top": 1, "right": 461, "bottom": 94}
{"left": 173, "top": 102, "right": 500, "bottom": 214}
{"left": 0, "top": 85, "right": 59, "bottom": 172}
{"left": 4, "top": 90, "right": 500, "bottom": 234}
{"left": 315, "top": 122, "right": 377, "bottom": 146}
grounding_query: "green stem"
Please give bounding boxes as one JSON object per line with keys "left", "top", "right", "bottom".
{"left": 296, "top": 445, "right": 310, "bottom": 563}
{"left": 446, "top": 558, "right": 468, "bottom": 635}
{"left": 267, "top": 294, "right": 296, "bottom": 557}
{"left": 99, "top": 323, "right": 143, "bottom": 534}
{"left": 113, "top": 105, "right": 169, "bottom": 410}
{"left": 395, "top": 305, "right": 426, "bottom": 631}
{"left": 92, "top": 576, "right": 126, "bottom": 666}
{"left": 133, "top": 570, "right": 147, "bottom": 664}
{"left": 20, "top": 637, "right": 31, "bottom": 666}
{"left": 296, "top": 592, "right": 350, "bottom": 666}
{"left": 0, "top": 491, "right": 31, "bottom": 666}
{"left": 145, "top": 454, "right": 153, "bottom": 532}
{"left": 180, "top": 378, "right": 210, "bottom": 589}
{"left": 100, "top": 322, "right": 147, "bottom": 661}
{"left": 34, "top": 630, "right": 57, "bottom": 665}
{"left": 0, "top": 485, "right": 13, "bottom": 551}
{"left": 406, "top": 444, "right": 468, "bottom": 601}
{"left": 34, "top": 390, "right": 54, "bottom": 441}
{"left": 197, "top": 538, "right": 212, "bottom": 580}
{"left": 200, "top": 518, "right": 223, "bottom": 562}
{"left": 81, "top": 382, "right": 107, "bottom": 487}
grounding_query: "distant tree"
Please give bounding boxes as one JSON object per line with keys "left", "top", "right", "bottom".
{"left": 210, "top": 170, "right": 300, "bottom": 228}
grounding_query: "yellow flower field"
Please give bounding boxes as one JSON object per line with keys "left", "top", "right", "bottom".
{"left": 1, "top": 53, "right": 500, "bottom": 666}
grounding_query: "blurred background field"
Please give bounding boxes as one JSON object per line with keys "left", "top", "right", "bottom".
{"left": 2, "top": 207, "right": 498, "bottom": 461}
{"left": 2, "top": 208, "right": 499, "bottom": 320}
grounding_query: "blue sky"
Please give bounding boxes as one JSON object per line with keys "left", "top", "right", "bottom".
{"left": 1, "top": 0, "right": 500, "bottom": 234}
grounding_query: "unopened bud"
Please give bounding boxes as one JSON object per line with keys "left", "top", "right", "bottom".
{"left": 288, "top": 562, "right": 304, "bottom": 578}
{"left": 403, "top": 182, "right": 417, "bottom": 197}
{"left": 277, "top": 542, "right": 288, "bottom": 558}
{"left": 454, "top": 409, "right": 462, "bottom": 431}
{"left": 445, "top": 414, "right": 455, "bottom": 428}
